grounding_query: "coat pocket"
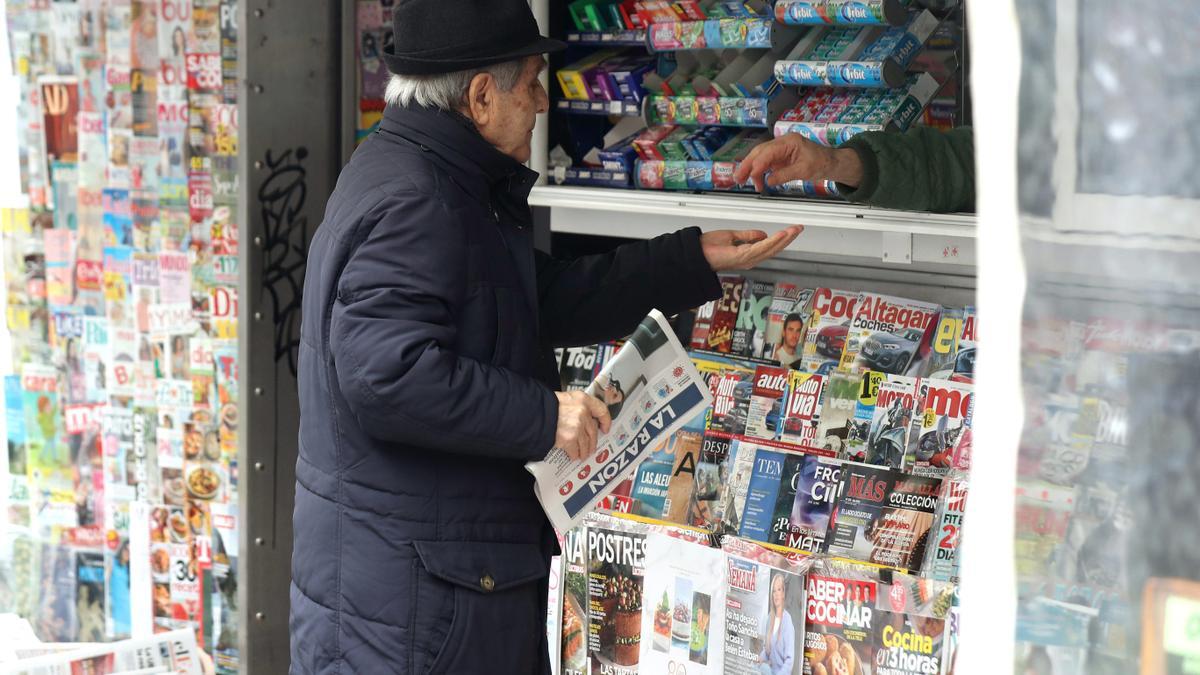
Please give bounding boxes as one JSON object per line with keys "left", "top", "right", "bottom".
{"left": 413, "top": 540, "right": 549, "bottom": 675}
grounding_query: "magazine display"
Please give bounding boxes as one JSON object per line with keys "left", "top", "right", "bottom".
{"left": 588, "top": 519, "right": 650, "bottom": 674}
{"left": 639, "top": 533, "right": 726, "bottom": 674}
{"left": 841, "top": 371, "right": 882, "bottom": 464}
{"left": 907, "top": 381, "right": 973, "bottom": 477}
{"left": 528, "top": 310, "right": 712, "bottom": 532}
{"left": 839, "top": 293, "right": 941, "bottom": 377}
{"left": 630, "top": 429, "right": 703, "bottom": 525}
{"left": 764, "top": 285, "right": 813, "bottom": 368}
{"left": 825, "top": 465, "right": 940, "bottom": 573}
{"left": 799, "top": 289, "right": 859, "bottom": 375}
{"left": 744, "top": 365, "right": 790, "bottom": 442}
{"left": 779, "top": 372, "right": 826, "bottom": 449}
{"left": 732, "top": 280, "right": 775, "bottom": 359}
{"left": 561, "top": 527, "right": 588, "bottom": 675}
{"left": 723, "top": 537, "right": 810, "bottom": 675}
{"left": 871, "top": 571, "right": 956, "bottom": 675}
{"left": 925, "top": 307, "right": 976, "bottom": 384}
{"left": 709, "top": 371, "right": 753, "bottom": 436}
{"left": 692, "top": 430, "right": 734, "bottom": 530}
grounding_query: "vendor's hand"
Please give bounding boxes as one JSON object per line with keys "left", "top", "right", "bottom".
{"left": 733, "top": 134, "right": 864, "bottom": 193}
{"left": 701, "top": 226, "right": 803, "bottom": 271}
{"left": 554, "top": 391, "right": 613, "bottom": 461}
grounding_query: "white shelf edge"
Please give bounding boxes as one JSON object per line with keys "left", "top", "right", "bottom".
{"left": 529, "top": 185, "right": 976, "bottom": 239}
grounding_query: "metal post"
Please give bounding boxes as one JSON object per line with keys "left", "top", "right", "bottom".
{"left": 237, "top": 0, "right": 345, "bottom": 671}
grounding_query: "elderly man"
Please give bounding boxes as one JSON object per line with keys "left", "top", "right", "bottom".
{"left": 290, "top": 1, "right": 800, "bottom": 672}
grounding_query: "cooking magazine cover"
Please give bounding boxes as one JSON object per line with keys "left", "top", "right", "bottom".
{"left": 706, "top": 275, "right": 746, "bottom": 354}
{"left": 839, "top": 293, "right": 940, "bottom": 377}
{"left": 732, "top": 279, "right": 775, "bottom": 359}
{"left": 588, "top": 520, "right": 649, "bottom": 674}
{"left": 799, "top": 288, "right": 859, "bottom": 375}
{"left": 764, "top": 284, "right": 813, "bottom": 367}
{"left": 825, "top": 465, "right": 941, "bottom": 573}
{"left": 861, "top": 375, "right": 921, "bottom": 470}
{"left": 779, "top": 371, "right": 825, "bottom": 449}
{"left": 788, "top": 455, "right": 846, "bottom": 554}
{"left": 639, "top": 533, "right": 726, "bottom": 674}
{"left": 871, "top": 571, "right": 956, "bottom": 675}
{"left": 907, "top": 379, "right": 973, "bottom": 477}
{"left": 804, "top": 573, "right": 878, "bottom": 675}
{"left": 561, "top": 526, "right": 588, "bottom": 675}
{"left": 744, "top": 365, "right": 789, "bottom": 441}
{"left": 722, "top": 537, "right": 809, "bottom": 675}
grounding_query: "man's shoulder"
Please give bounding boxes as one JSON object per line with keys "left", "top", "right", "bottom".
{"left": 340, "top": 135, "right": 450, "bottom": 200}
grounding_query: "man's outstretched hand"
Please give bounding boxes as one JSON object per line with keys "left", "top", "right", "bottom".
{"left": 701, "top": 226, "right": 803, "bottom": 271}
{"left": 732, "top": 134, "right": 864, "bottom": 193}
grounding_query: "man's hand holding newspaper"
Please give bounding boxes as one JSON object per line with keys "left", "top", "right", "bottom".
{"left": 528, "top": 310, "right": 713, "bottom": 533}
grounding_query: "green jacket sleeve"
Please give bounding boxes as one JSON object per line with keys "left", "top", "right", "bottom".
{"left": 838, "top": 126, "right": 975, "bottom": 213}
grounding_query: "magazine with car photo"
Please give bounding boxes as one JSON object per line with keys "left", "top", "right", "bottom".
{"left": 799, "top": 288, "right": 859, "bottom": 375}
{"left": 839, "top": 293, "right": 941, "bottom": 377}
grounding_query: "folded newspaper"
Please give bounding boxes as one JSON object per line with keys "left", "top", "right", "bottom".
{"left": 528, "top": 310, "right": 713, "bottom": 533}
{"left": 0, "top": 628, "right": 202, "bottom": 675}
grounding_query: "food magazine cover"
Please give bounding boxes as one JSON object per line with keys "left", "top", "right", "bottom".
{"left": 779, "top": 371, "right": 825, "bottom": 449}
{"left": 825, "top": 465, "right": 941, "bottom": 573}
{"left": 804, "top": 573, "right": 878, "bottom": 675}
{"left": 561, "top": 526, "right": 588, "bottom": 675}
{"left": 744, "top": 365, "right": 789, "bottom": 441}
{"left": 639, "top": 533, "right": 726, "bottom": 674}
{"left": 706, "top": 275, "right": 746, "bottom": 354}
{"left": 587, "top": 519, "right": 649, "bottom": 674}
{"left": 799, "top": 288, "right": 858, "bottom": 375}
{"left": 722, "top": 537, "right": 809, "bottom": 675}
{"left": 732, "top": 279, "right": 775, "bottom": 359}
{"left": 764, "top": 284, "right": 813, "bottom": 367}
{"left": 839, "top": 293, "right": 940, "bottom": 377}
{"left": 871, "top": 571, "right": 956, "bottom": 675}
{"left": 907, "top": 380, "right": 973, "bottom": 477}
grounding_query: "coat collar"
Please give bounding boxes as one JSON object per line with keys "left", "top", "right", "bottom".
{"left": 378, "top": 104, "right": 539, "bottom": 207}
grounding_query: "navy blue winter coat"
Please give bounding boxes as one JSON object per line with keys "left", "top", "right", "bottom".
{"left": 290, "top": 104, "right": 722, "bottom": 674}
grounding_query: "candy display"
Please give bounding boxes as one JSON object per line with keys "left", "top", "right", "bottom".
{"left": 773, "top": 73, "right": 943, "bottom": 147}
{"left": 775, "top": 0, "right": 914, "bottom": 27}
{"left": 773, "top": 10, "right": 940, "bottom": 87}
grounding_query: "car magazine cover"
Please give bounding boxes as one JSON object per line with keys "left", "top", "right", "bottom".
{"left": 799, "top": 288, "right": 859, "bottom": 375}
{"left": 812, "top": 372, "right": 860, "bottom": 458}
{"left": 825, "top": 465, "right": 941, "bottom": 573}
{"left": 871, "top": 571, "right": 956, "bottom": 675}
{"left": 788, "top": 455, "right": 846, "bottom": 554}
{"left": 588, "top": 519, "right": 650, "bottom": 674}
{"left": 706, "top": 275, "right": 746, "bottom": 354}
{"left": 639, "top": 533, "right": 726, "bottom": 674}
{"left": 765, "top": 285, "right": 813, "bottom": 367}
{"left": 925, "top": 478, "right": 967, "bottom": 583}
{"left": 861, "top": 374, "right": 922, "bottom": 470}
{"left": 839, "top": 293, "right": 941, "bottom": 377}
{"left": 907, "top": 380, "right": 973, "bottom": 477}
{"left": 732, "top": 280, "right": 775, "bottom": 359}
{"left": 709, "top": 371, "right": 753, "bottom": 436}
{"left": 744, "top": 365, "right": 789, "bottom": 441}
{"left": 925, "top": 307, "right": 976, "bottom": 384}
{"left": 722, "top": 537, "right": 809, "bottom": 675}
{"left": 779, "top": 371, "right": 826, "bottom": 449}
{"left": 691, "top": 430, "right": 734, "bottom": 530}
{"left": 561, "top": 526, "right": 588, "bottom": 675}
{"left": 804, "top": 572, "right": 878, "bottom": 675}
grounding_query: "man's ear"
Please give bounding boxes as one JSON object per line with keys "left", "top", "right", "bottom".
{"left": 465, "top": 72, "right": 495, "bottom": 127}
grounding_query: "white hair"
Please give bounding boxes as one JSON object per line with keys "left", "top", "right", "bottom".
{"left": 384, "top": 59, "right": 526, "bottom": 111}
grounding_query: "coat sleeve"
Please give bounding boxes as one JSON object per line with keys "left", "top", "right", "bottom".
{"left": 330, "top": 191, "right": 558, "bottom": 462}
{"left": 838, "top": 126, "right": 975, "bottom": 213}
{"left": 535, "top": 226, "right": 723, "bottom": 348}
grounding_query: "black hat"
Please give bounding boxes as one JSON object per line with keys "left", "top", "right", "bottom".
{"left": 383, "top": 0, "right": 567, "bottom": 76}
